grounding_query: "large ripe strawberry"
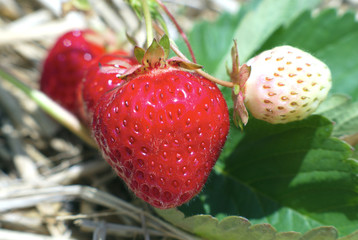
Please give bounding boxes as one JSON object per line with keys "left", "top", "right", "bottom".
{"left": 40, "top": 30, "right": 106, "bottom": 118}
{"left": 78, "top": 51, "right": 138, "bottom": 124}
{"left": 230, "top": 45, "right": 332, "bottom": 125}
{"left": 92, "top": 37, "right": 230, "bottom": 209}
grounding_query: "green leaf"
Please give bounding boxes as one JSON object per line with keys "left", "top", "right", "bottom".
{"left": 276, "top": 232, "right": 302, "bottom": 240}
{"left": 157, "top": 209, "right": 344, "bottom": 240}
{"left": 230, "top": 0, "right": 322, "bottom": 63}
{"left": 177, "top": 116, "right": 358, "bottom": 236}
{"left": 177, "top": 0, "right": 321, "bottom": 78}
{"left": 177, "top": 12, "right": 241, "bottom": 75}
{"left": 315, "top": 94, "right": 358, "bottom": 138}
{"left": 156, "top": 208, "right": 276, "bottom": 240}
{"left": 257, "top": 9, "right": 358, "bottom": 100}
{"left": 339, "top": 231, "right": 358, "bottom": 240}
{"left": 300, "top": 227, "right": 337, "bottom": 240}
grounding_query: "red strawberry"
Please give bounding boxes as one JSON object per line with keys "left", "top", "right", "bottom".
{"left": 92, "top": 38, "right": 230, "bottom": 209}
{"left": 79, "top": 51, "right": 138, "bottom": 124}
{"left": 40, "top": 30, "right": 106, "bottom": 118}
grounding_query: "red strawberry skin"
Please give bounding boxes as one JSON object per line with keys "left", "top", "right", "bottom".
{"left": 40, "top": 30, "right": 105, "bottom": 118}
{"left": 92, "top": 68, "right": 230, "bottom": 209}
{"left": 79, "top": 51, "right": 137, "bottom": 123}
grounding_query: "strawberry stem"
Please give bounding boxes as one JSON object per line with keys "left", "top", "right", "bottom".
{"left": 195, "top": 69, "right": 234, "bottom": 88}
{"left": 154, "top": 0, "right": 197, "bottom": 63}
{"left": 141, "top": 0, "right": 154, "bottom": 48}
{"left": 0, "top": 68, "right": 97, "bottom": 147}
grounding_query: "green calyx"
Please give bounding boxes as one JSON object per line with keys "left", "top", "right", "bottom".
{"left": 134, "top": 35, "right": 169, "bottom": 68}
{"left": 119, "top": 35, "right": 202, "bottom": 80}
{"left": 134, "top": 35, "right": 201, "bottom": 70}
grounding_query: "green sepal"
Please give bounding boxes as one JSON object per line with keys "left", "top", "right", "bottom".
{"left": 115, "top": 65, "right": 142, "bottom": 80}
{"left": 239, "top": 64, "right": 251, "bottom": 86}
{"left": 126, "top": 32, "right": 138, "bottom": 46}
{"left": 134, "top": 46, "right": 145, "bottom": 63}
{"left": 230, "top": 40, "right": 240, "bottom": 84}
{"left": 142, "top": 38, "right": 166, "bottom": 68}
{"left": 233, "top": 112, "right": 245, "bottom": 131}
{"left": 159, "top": 35, "right": 170, "bottom": 59}
{"left": 232, "top": 89, "right": 249, "bottom": 129}
{"left": 229, "top": 41, "right": 250, "bottom": 128}
{"left": 167, "top": 57, "right": 202, "bottom": 70}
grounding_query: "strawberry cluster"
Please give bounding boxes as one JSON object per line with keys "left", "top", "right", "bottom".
{"left": 40, "top": 30, "right": 230, "bottom": 209}
{"left": 40, "top": 30, "right": 332, "bottom": 209}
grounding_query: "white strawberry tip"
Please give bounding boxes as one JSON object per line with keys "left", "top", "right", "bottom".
{"left": 117, "top": 35, "right": 202, "bottom": 80}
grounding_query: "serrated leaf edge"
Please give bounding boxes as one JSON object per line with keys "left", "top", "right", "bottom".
{"left": 156, "top": 208, "right": 358, "bottom": 240}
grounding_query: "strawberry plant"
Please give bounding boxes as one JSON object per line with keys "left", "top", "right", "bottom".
{"left": 2, "top": 0, "right": 358, "bottom": 239}
{"left": 161, "top": 0, "right": 358, "bottom": 239}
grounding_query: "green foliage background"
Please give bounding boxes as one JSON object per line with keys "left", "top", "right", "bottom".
{"left": 158, "top": 0, "right": 358, "bottom": 239}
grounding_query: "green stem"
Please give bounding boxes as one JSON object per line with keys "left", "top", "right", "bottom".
{"left": 141, "top": 0, "right": 154, "bottom": 48}
{"left": 0, "top": 68, "right": 97, "bottom": 147}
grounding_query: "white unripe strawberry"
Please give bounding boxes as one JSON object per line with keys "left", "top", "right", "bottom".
{"left": 243, "top": 45, "right": 332, "bottom": 124}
